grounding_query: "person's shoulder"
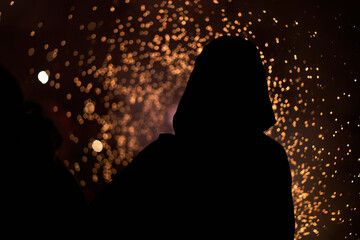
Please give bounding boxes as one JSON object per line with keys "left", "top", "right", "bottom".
{"left": 260, "top": 133, "right": 287, "bottom": 159}
{"left": 122, "top": 133, "right": 177, "bottom": 171}
{"left": 138, "top": 133, "right": 176, "bottom": 156}
{"left": 155, "top": 133, "right": 175, "bottom": 144}
{"left": 152, "top": 133, "right": 176, "bottom": 144}
{"left": 94, "top": 134, "right": 177, "bottom": 200}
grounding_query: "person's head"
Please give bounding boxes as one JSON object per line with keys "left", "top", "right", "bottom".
{"left": 173, "top": 36, "right": 276, "bottom": 140}
{"left": 0, "top": 65, "right": 24, "bottom": 115}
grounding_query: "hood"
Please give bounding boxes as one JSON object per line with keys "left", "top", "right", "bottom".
{"left": 172, "top": 36, "right": 276, "bottom": 139}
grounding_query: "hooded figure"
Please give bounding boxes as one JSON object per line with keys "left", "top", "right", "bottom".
{"left": 91, "top": 36, "right": 295, "bottom": 239}
{"left": 173, "top": 36, "right": 276, "bottom": 138}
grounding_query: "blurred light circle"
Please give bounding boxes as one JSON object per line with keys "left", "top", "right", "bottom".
{"left": 92, "top": 139, "right": 103, "bottom": 152}
{"left": 84, "top": 102, "right": 95, "bottom": 114}
{"left": 37, "top": 71, "right": 49, "bottom": 84}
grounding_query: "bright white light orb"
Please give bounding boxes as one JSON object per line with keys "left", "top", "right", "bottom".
{"left": 92, "top": 139, "right": 103, "bottom": 152}
{"left": 37, "top": 71, "right": 49, "bottom": 84}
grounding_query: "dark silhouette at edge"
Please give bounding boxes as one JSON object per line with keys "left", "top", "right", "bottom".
{"left": 91, "top": 36, "right": 295, "bottom": 239}
{"left": 1, "top": 65, "right": 87, "bottom": 236}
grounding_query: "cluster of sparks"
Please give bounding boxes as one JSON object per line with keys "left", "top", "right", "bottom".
{"left": 2, "top": 0, "right": 359, "bottom": 239}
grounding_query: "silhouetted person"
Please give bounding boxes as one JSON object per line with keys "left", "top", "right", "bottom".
{"left": 91, "top": 36, "right": 295, "bottom": 239}
{"left": 1, "top": 66, "right": 87, "bottom": 236}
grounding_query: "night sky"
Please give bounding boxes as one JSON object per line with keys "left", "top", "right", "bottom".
{"left": 0, "top": 0, "right": 359, "bottom": 239}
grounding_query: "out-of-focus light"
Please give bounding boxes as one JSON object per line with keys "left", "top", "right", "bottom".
{"left": 37, "top": 71, "right": 49, "bottom": 84}
{"left": 84, "top": 102, "right": 95, "bottom": 114}
{"left": 92, "top": 139, "right": 103, "bottom": 152}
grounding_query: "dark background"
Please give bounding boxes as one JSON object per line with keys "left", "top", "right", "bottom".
{"left": 1, "top": 0, "right": 359, "bottom": 239}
